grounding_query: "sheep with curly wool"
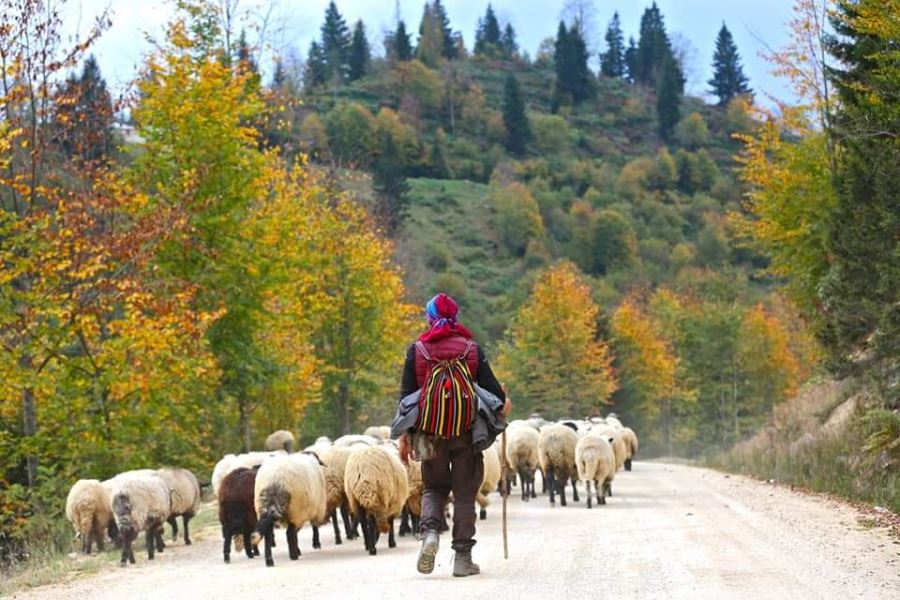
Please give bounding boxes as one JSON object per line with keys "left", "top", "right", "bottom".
{"left": 575, "top": 431, "right": 616, "bottom": 508}
{"left": 218, "top": 465, "right": 260, "bottom": 563}
{"left": 265, "top": 430, "right": 296, "bottom": 453}
{"left": 538, "top": 423, "right": 580, "bottom": 507}
{"left": 211, "top": 451, "right": 285, "bottom": 496}
{"left": 65, "top": 479, "right": 114, "bottom": 555}
{"left": 315, "top": 445, "right": 358, "bottom": 546}
{"left": 477, "top": 444, "right": 502, "bottom": 519}
{"left": 622, "top": 427, "right": 639, "bottom": 471}
{"left": 343, "top": 444, "right": 409, "bottom": 555}
{"left": 399, "top": 456, "right": 424, "bottom": 536}
{"left": 505, "top": 425, "right": 540, "bottom": 501}
{"left": 104, "top": 472, "right": 172, "bottom": 566}
{"left": 251, "top": 452, "right": 328, "bottom": 567}
{"left": 156, "top": 467, "right": 201, "bottom": 545}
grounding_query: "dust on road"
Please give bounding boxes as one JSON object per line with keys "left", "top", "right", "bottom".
{"left": 10, "top": 462, "right": 900, "bottom": 600}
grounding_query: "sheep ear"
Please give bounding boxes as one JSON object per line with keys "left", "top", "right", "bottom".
{"left": 608, "top": 437, "right": 614, "bottom": 444}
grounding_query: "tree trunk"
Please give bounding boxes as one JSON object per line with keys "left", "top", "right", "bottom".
{"left": 239, "top": 399, "right": 251, "bottom": 452}
{"left": 22, "top": 385, "right": 38, "bottom": 487}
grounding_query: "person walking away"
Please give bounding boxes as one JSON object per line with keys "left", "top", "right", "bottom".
{"left": 398, "top": 293, "right": 510, "bottom": 577}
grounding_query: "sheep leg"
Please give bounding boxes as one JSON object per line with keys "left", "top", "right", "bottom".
{"left": 357, "top": 507, "right": 371, "bottom": 555}
{"left": 601, "top": 480, "right": 609, "bottom": 505}
{"left": 368, "top": 514, "right": 379, "bottom": 555}
{"left": 120, "top": 531, "right": 130, "bottom": 566}
{"left": 222, "top": 526, "right": 231, "bottom": 564}
{"left": 559, "top": 476, "right": 568, "bottom": 507}
{"left": 586, "top": 481, "right": 593, "bottom": 509}
{"left": 625, "top": 458, "right": 632, "bottom": 471}
{"left": 147, "top": 528, "right": 156, "bottom": 561}
{"left": 94, "top": 523, "right": 105, "bottom": 552}
{"left": 312, "top": 524, "right": 321, "bottom": 550}
{"left": 399, "top": 506, "right": 410, "bottom": 536}
{"left": 412, "top": 513, "right": 420, "bottom": 537}
{"left": 168, "top": 515, "right": 178, "bottom": 541}
{"left": 388, "top": 517, "right": 397, "bottom": 548}
{"left": 263, "top": 521, "right": 275, "bottom": 567}
{"left": 331, "top": 510, "right": 343, "bottom": 545}
{"left": 540, "top": 468, "right": 546, "bottom": 494}
{"left": 155, "top": 527, "right": 165, "bottom": 552}
{"left": 286, "top": 524, "right": 300, "bottom": 560}
{"left": 182, "top": 514, "right": 192, "bottom": 545}
{"left": 518, "top": 468, "right": 527, "bottom": 502}
{"left": 530, "top": 472, "right": 537, "bottom": 498}
{"left": 547, "top": 466, "right": 556, "bottom": 506}
{"left": 572, "top": 478, "right": 580, "bottom": 502}
{"left": 341, "top": 499, "right": 357, "bottom": 540}
{"left": 243, "top": 530, "right": 255, "bottom": 559}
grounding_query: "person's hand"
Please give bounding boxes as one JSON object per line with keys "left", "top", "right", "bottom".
{"left": 501, "top": 397, "right": 512, "bottom": 418}
{"left": 398, "top": 433, "right": 410, "bottom": 466}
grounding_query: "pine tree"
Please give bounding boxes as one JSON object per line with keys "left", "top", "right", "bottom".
{"left": 657, "top": 54, "right": 684, "bottom": 140}
{"left": 431, "top": 0, "right": 457, "bottom": 59}
{"left": 708, "top": 23, "right": 751, "bottom": 106}
{"left": 635, "top": 2, "right": 671, "bottom": 85}
{"left": 272, "top": 58, "right": 286, "bottom": 89}
{"left": 57, "top": 54, "right": 114, "bottom": 161}
{"left": 474, "top": 4, "right": 502, "bottom": 57}
{"left": 348, "top": 20, "right": 370, "bottom": 81}
{"left": 393, "top": 20, "right": 413, "bottom": 61}
{"left": 503, "top": 72, "right": 530, "bottom": 155}
{"left": 600, "top": 11, "right": 626, "bottom": 78}
{"left": 501, "top": 23, "right": 518, "bottom": 58}
{"left": 372, "top": 131, "right": 410, "bottom": 234}
{"left": 821, "top": 1, "right": 900, "bottom": 373}
{"left": 304, "top": 41, "right": 328, "bottom": 90}
{"left": 624, "top": 36, "right": 638, "bottom": 82}
{"left": 320, "top": 0, "right": 351, "bottom": 84}
{"left": 554, "top": 20, "right": 592, "bottom": 107}
{"left": 417, "top": 3, "right": 444, "bottom": 67}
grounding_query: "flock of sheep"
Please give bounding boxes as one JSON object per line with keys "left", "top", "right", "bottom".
{"left": 64, "top": 414, "right": 638, "bottom": 568}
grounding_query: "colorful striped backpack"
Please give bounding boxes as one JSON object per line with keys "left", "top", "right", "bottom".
{"left": 414, "top": 340, "right": 477, "bottom": 438}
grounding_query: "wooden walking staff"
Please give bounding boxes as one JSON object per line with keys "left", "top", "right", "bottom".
{"left": 501, "top": 429, "right": 509, "bottom": 559}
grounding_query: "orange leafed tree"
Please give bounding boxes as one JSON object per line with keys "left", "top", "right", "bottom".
{"left": 497, "top": 261, "right": 617, "bottom": 417}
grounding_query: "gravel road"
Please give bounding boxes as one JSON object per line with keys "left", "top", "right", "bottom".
{"left": 10, "top": 462, "right": 900, "bottom": 600}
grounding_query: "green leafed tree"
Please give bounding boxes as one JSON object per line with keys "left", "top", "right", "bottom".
{"left": 634, "top": 2, "right": 672, "bottom": 85}
{"left": 348, "top": 20, "right": 370, "bottom": 81}
{"left": 304, "top": 41, "right": 328, "bottom": 90}
{"left": 501, "top": 23, "right": 518, "bottom": 58}
{"left": 600, "top": 11, "right": 626, "bottom": 78}
{"left": 390, "top": 19, "right": 413, "bottom": 61}
{"left": 708, "top": 23, "right": 751, "bottom": 106}
{"left": 372, "top": 131, "right": 410, "bottom": 234}
{"left": 502, "top": 72, "right": 530, "bottom": 155}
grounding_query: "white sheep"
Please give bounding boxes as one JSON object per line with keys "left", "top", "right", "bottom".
{"left": 538, "top": 423, "right": 580, "bottom": 507}
{"left": 211, "top": 451, "right": 286, "bottom": 496}
{"left": 156, "top": 468, "right": 201, "bottom": 545}
{"left": 251, "top": 452, "right": 328, "bottom": 567}
{"left": 363, "top": 426, "right": 391, "bottom": 440}
{"left": 344, "top": 444, "right": 409, "bottom": 555}
{"left": 505, "top": 425, "right": 540, "bottom": 501}
{"left": 575, "top": 431, "right": 617, "bottom": 508}
{"left": 592, "top": 425, "right": 628, "bottom": 473}
{"left": 333, "top": 434, "right": 378, "bottom": 448}
{"left": 477, "top": 444, "right": 502, "bottom": 519}
{"left": 65, "top": 479, "right": 114, "bottom": 555}
{"left": 104, "top": 472, "right": 172, "bottom": 566}
{"left": 264, "top": 430, "right": 296, "bottom": 452}
{"left": 317, "top": 445, "right": 358, "bottom": 545}
{"left": 605, "top": 413, "right": 624, "bottom": 429}
{"left": 622, "top": 427, "right": 639, "bottom": 471}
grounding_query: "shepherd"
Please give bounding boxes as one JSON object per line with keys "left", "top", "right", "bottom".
{"left": 397, "top": 293, "right": 510, "bottom": 577}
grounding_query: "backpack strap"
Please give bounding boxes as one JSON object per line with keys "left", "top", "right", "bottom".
{"left": 414, "top": 341, "right": 431, "bottom": 362}
{"left": 416, "top": 340, "right": 474, "bottom": 363}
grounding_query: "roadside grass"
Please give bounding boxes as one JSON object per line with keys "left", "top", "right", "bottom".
{"left": 0, "top": 502, "right": 219, "bottom": 597}
{"left": 710, "top": 378, "right": 900, "bottom": 515}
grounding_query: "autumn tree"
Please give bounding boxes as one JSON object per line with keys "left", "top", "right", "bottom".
{"left": 497, "top": 261, "right": 617, "bottom": 418}
{"left": 708, "top": 23, "right": 751, "bottom": 106}
{"left": 490, "top": 182, "right": 545, "bottom": 256}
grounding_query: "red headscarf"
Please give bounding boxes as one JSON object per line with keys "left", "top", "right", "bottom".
{"left": 418, "top": 293, "right": 473, "bottom": 342}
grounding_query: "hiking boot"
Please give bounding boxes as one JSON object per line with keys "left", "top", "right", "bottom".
{"left": 416, "top": 530, "right": 439, "bottom": 574}
{"left": 452, "top": 551, "right": 480, "bottom": 577}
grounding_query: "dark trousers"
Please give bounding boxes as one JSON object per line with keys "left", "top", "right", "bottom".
{"left": 419, "top": 433, "right": 484, "bottom": 552}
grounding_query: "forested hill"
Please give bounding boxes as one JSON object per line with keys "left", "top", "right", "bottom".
{"left": 276, "top": 1, "right": 810, "bottom": 455}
